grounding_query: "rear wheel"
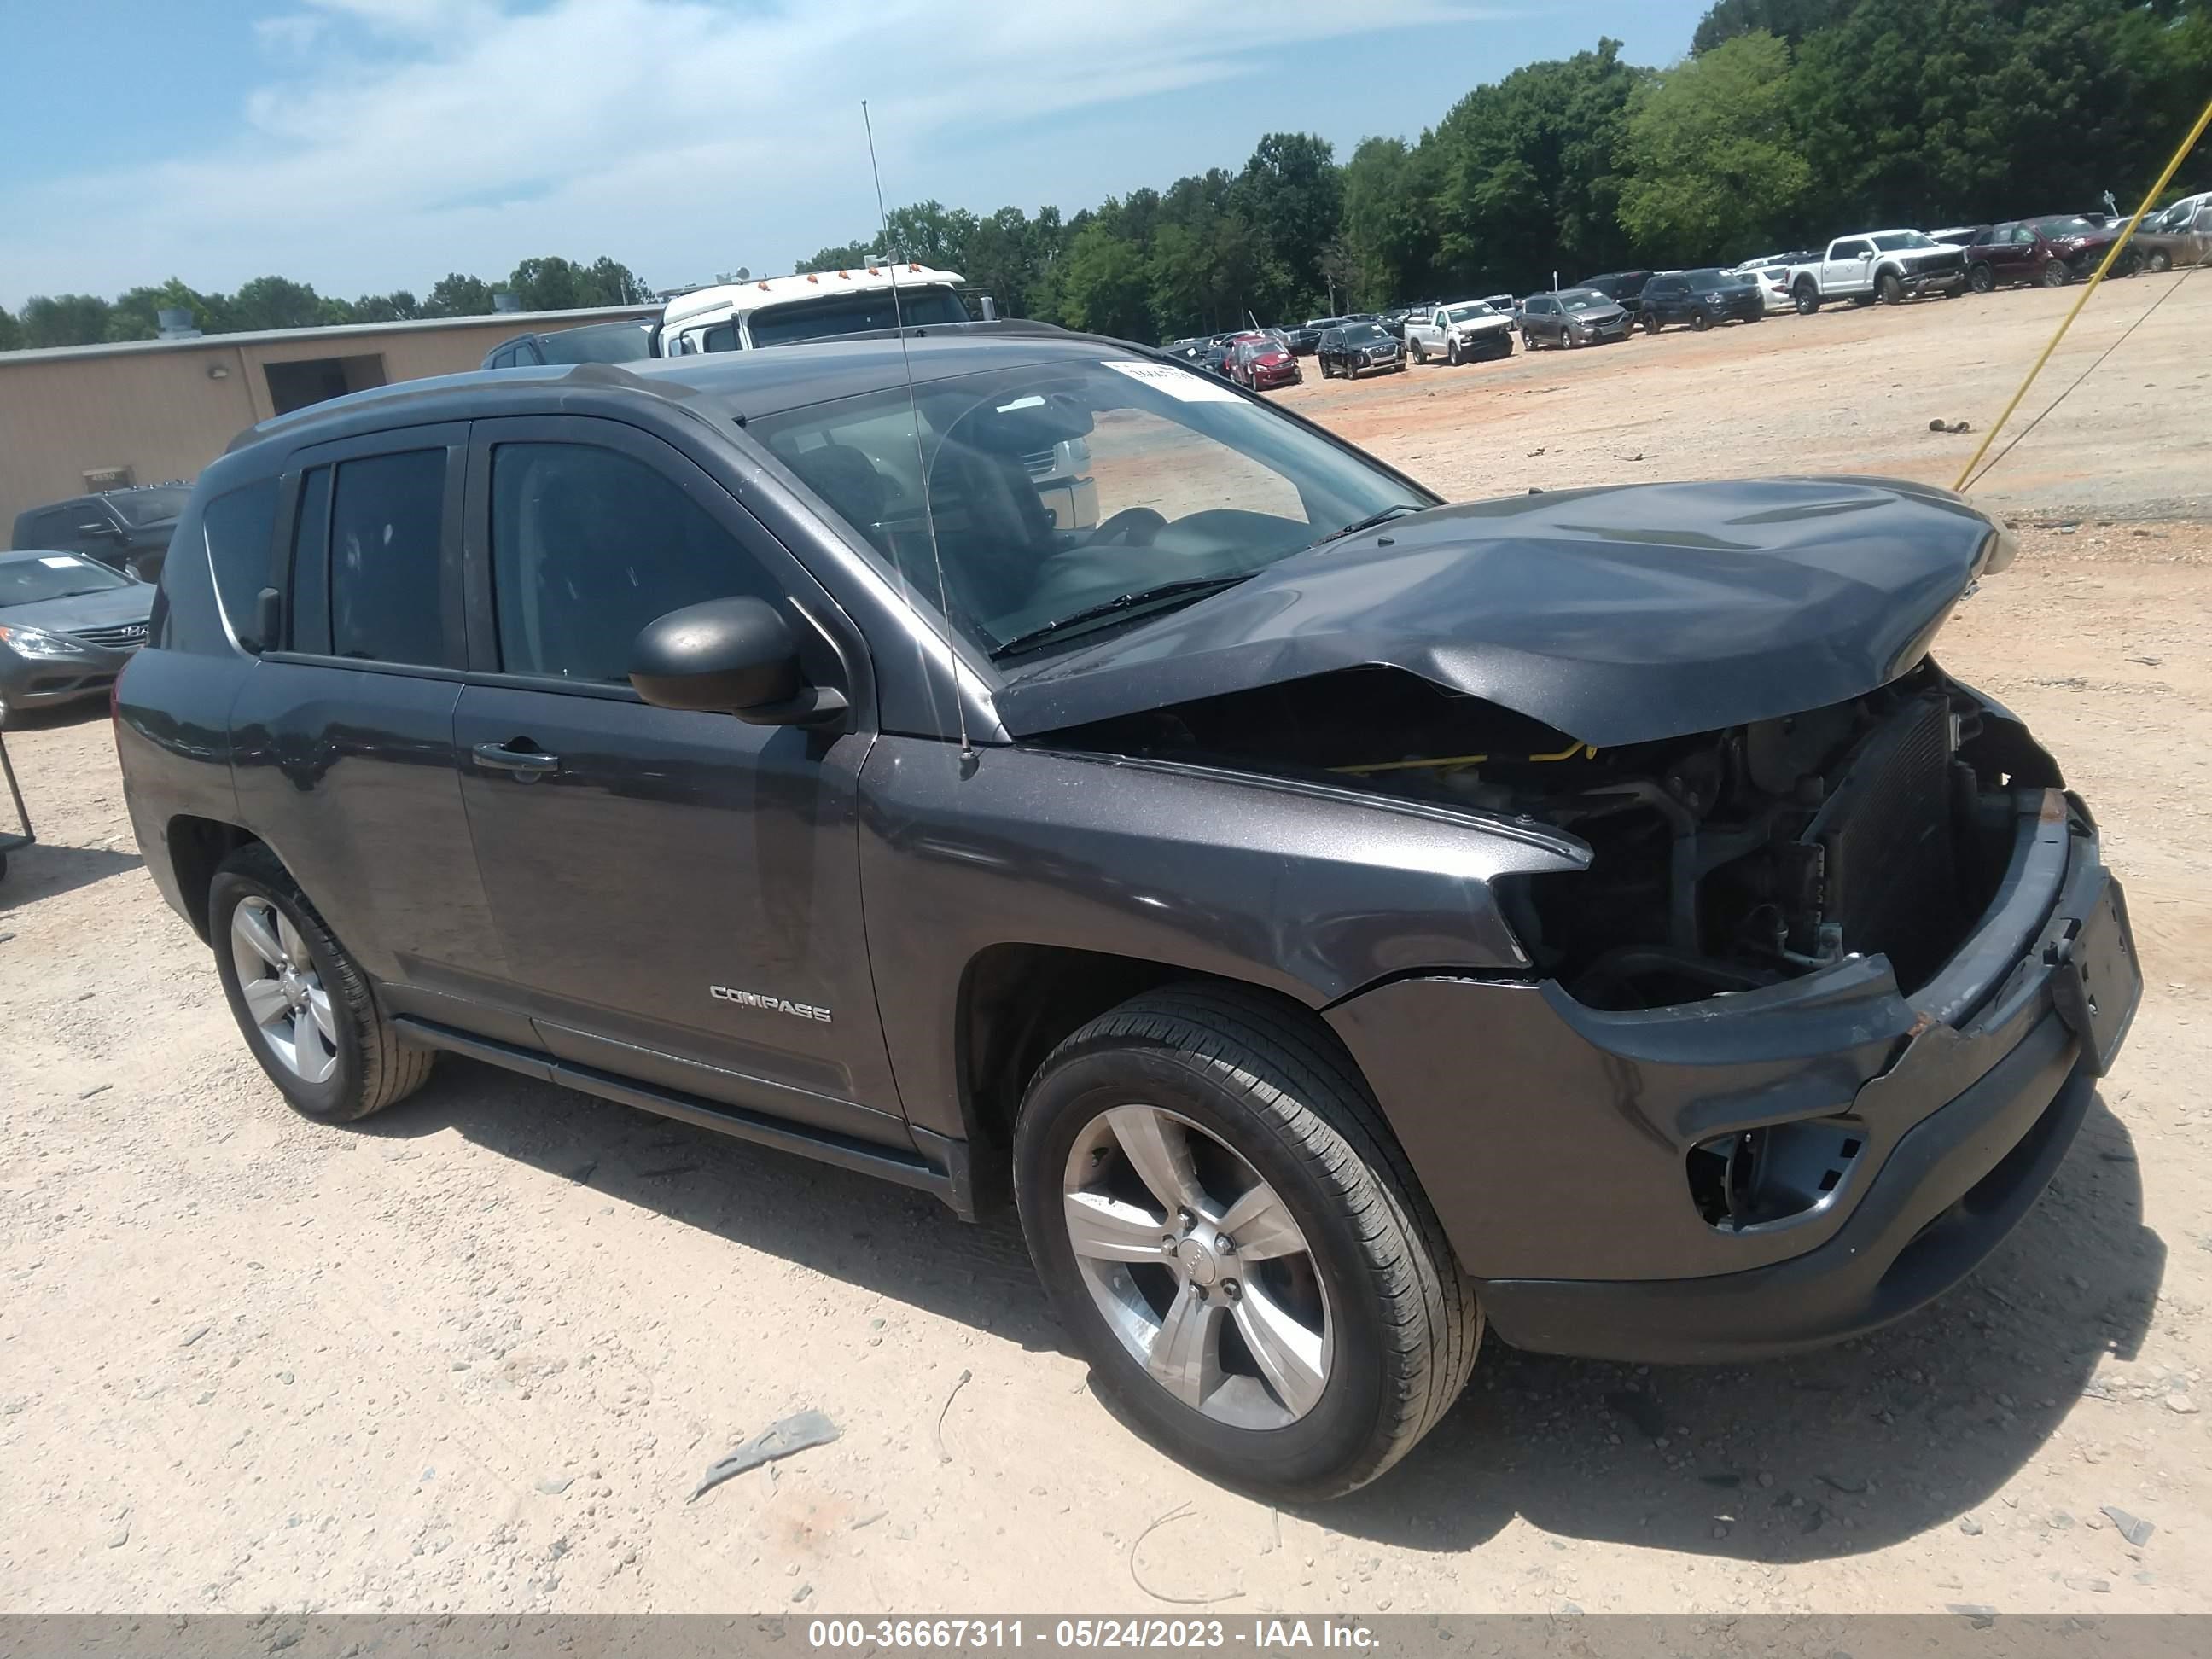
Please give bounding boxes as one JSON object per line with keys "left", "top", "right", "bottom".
{"left": 1969, "top": 263, "right": 1995, "bottom": 293}
{"left": 1014, "top": 985, "right": 1481, "bottom": 1501}
{"left": 210, "top": 843, "right": 433, "bottom": 1123}
{"left": 2040, "top": 259, "right": 2070, "bottom": 288}
{"left": 1410, "top": 340, "right": 1426, "bottom": 364}
{"left": 1794, "top": 285, "right": 1821, "bottom": 316}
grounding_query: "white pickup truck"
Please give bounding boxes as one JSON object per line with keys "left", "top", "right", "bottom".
{"left": 1402, "top": 300, "right": 1517, "bottom": 365}
{"left": 1785, "top": 230, "right": 1969, "bottom": 313}
{"left": 660, "top": 264, "right": 975, "bottom": 354}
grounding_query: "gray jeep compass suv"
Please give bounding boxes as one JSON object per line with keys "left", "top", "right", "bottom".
{"left": 116, "top": 329, "right": 2139, "bottom": 1499}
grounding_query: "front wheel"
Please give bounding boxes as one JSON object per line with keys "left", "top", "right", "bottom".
{"left": 1014, "top": 985, "right": 1481, "bottom": 1500}
{"left": 1969, "top": 263, "right": 1995, "bottom": 293}
{"left": 1640, "top": 311, "right": 1660, "bottom": 335}
{"left": 1690, "top": 309, "right": 1711, "bottom": 332}
{"left": 1875, "top": 271, "right": 1904, "bottom": 305}
{"left": 210, "top": 843, "right": 434, "bottom": 1122}
{"left": 1522, "top": 329, "right": 1536, "bottom": 351}
{"left": 1446, "top": 337, "right": 1461, "bottom": 365}
{"left": 2040, "top": 259, "right": 2070, "bottom": 288}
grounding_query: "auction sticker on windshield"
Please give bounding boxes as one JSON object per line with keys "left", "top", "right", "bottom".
{"left": 1102, "top": 359, "right": 1243, "bottom": 401}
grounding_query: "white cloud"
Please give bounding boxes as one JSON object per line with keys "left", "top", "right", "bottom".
{"left": 1, "top": 0, "right": 1503, "bottom": 304}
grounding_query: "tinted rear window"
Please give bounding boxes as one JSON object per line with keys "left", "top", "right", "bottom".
{"left": 329, "top": 450, "right": 453, "bottom": 667}
{"left": 535, "top": 324, "right": 655, "bottom": 364}
{"left": 201, "top": 478, "right": 280, "bottom": 646}
{"left": 746, "top": 286, "right": 969, "bottom": 349}
{"left": 112, "top": 487, "right": 191, "bottom": 527}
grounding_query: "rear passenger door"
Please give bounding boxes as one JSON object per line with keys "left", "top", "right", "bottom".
{"left": 230, "top": 424, "right": 520, "bottom": 1030}
{"left": 449, "top": 416, "right": 906, "bottom": 1148}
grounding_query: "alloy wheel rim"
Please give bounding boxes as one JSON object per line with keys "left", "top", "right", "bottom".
{"left": 230, "top": 897, "right": 338, "bottom": 1084}
{"left": 1062, "top": 1103, "right": 1333, "bottom": 1429}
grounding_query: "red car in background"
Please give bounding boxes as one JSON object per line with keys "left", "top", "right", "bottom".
{"left": 1226, "top": 332, "right": 1301, "bottom": 391}
{"left": 1959, "top": 215, "right": 2141, "bottom": 289}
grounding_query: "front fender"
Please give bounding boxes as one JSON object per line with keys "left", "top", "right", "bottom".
{"left": 858, "top": 739, "right": 1583, "bottom": 1139}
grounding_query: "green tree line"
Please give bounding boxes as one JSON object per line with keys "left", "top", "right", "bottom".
{"left": 4, "top": 0, "right": 2205, "bottom": 356}
{"left": 803, "top": 0, "right": 2209, "bottom": 340}
{"left": 0, "top": 254, "right": 652, "bottom": 352}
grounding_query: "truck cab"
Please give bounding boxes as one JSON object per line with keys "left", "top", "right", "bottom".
{"left": 660, "top": 265, "right": 974, "bottom": 356}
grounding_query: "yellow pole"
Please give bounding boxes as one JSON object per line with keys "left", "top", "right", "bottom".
{"left": 1954, "top": 94, "right": 2212, "bottom": 492}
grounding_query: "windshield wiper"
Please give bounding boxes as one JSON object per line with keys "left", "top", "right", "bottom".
{"left": 989, "top": 575, "right": 1252, "bottom": 660}
{"left": 1303, "top": 502, "right": 1424, "bottom": 550}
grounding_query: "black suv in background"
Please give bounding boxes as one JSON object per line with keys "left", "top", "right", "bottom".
{"left": 12, "top": 485, "right": 189, "bottom": 582}
{"left": 115, "top": 331, "right": 2135, "bottom": 1500}
{"left": 1637, "top": 269, "right": 1767, "bottom": 332}
{"left": 1316, "top": 320, "right": 1404, "bottom": 377}
{"left": 1572, "top": 270, "right": 1655, "bottom": 307}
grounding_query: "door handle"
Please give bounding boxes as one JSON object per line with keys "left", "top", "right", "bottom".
{"left": 473, "top": 740, "right": 560, "bottom": 778}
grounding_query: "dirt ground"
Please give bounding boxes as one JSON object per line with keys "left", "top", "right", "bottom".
{"left": 3, "top": 273, "right": 2209, "bottom": 1616}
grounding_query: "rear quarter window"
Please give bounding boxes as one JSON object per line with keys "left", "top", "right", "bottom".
{"left": 202, "top": 479, "right": 281, "bottom": 649}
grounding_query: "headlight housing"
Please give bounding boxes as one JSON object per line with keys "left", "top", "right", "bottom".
{"left": 0, "top": 623, "right": 90, "bottom": 660}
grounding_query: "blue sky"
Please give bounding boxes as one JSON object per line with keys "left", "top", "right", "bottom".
{"left": 0, "top": 0, "right": 1710, "bottom": 309}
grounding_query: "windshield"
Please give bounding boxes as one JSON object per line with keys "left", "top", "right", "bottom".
{"left": 1872, "top": 231, "right": 1938, "bottom": 251}
{"left": 109, "top": 488, "right": 189, "bottom": 526}
{"left": 2032, "top": 216, "right": 2098, "bottom": 236}
{"left": 1441, "top": 304, "right": 1496, "bottom": 323}
{"left": 748, "top": 357, "right": 1423, "bottom": 657}
{"left": 1341, "top": 323, "right": 1388, "bottom": 343}
{"left": 0, "top": 553, "right": 134, "bottom": 606}
{"left": 538, "top": 323, "right": 656, "bottom": 364}
{"left": 743, "top": 285, "right": 969, "bottom": 349}
{"left": 1559, "top": 290, "right": 1610, "bottom": 312}
{"left": 1685, "top": 268, "right": 1745, "bottom": 288}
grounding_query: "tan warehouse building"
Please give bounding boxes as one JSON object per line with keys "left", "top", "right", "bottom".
{"left": 0, "top": 304, "right": 657, "bottom": 533}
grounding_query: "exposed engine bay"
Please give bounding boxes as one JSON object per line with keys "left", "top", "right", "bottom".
{"left": 1042, "top": 663, "right": 2058, "bottom": 1010}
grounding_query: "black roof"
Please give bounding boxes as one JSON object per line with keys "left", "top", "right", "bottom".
{"left": 229, "top": 325, "right": 1140, "bottom": 456}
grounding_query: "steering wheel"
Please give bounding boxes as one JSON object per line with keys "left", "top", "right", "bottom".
{"left": 1088, "top": 506, "right": 1168, "bottom": 548}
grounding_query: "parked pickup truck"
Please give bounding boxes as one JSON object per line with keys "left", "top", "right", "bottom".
{"left": 1787, "top": 231, "right": 1969, "bottom": 312}
{"left": 1402, "top": 300, "right": 1517, "bottom": 365}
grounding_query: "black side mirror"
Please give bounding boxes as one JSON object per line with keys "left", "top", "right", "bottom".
{"left": 629, "top": 597, "right": 848, "bottom": 727}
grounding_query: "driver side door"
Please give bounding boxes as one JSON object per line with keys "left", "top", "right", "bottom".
{"left": 1825, "top": 240, "right": 1873, "bottom": 293}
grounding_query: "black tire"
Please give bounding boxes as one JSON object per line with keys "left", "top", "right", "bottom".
{"left": 2148, "top": 248, "right": 2173, "bottom": 274}
{"left": 1410, "top": 340, "right": 1426, "bottom": 365}
{"left": 1640, "top": 311, "right": 1660, "bottom": 335}
{"left": 209, "top": 842, "right": 434, "bottom": 1123}
{"left": 1446, "top": 337, "right": 1461, "bottom": 366}
{"left": 1851, "top": 293, "right": 1876, "bottom": 307}
{"left": 1691, "top": 309, "right": 1712, "bottom": 332}
{"left": 1969, "top": 263, "right": 1995, "bottom": 293}
{"left": 1875, "top": 271, "right": 1905, "bottom": 305}
{"left": 1013, "top": 984, "right": 1481, "bottom": 1501}
{"left": 1522, "top": 329, "right": 1537, "bottom": 351}
{"left": 1794, "top": 285, "right": 1821, "bottom": 316}
{"left": 2040, "top": 259, "right": 2070, "bottom": 288}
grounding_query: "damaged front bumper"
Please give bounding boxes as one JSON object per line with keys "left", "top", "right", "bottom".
{"left": 1325, "top": 788, "right": 2139, "bottom": 1363}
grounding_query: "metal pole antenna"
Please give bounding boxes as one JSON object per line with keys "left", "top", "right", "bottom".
{"left": 863, "top": 98, "right": 973, "bottom": 765}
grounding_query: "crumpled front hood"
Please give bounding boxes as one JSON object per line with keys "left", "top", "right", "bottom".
{"left": 993, "top": 477, "right": 2000, "bottom": 748}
